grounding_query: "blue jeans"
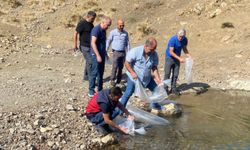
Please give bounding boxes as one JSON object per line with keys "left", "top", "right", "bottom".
{"left": 120, "top": 77, "right": 161, "bottom": 109}
{"left": 88, "top": 108, "right": 121, "bottom": 125}
{"left": 88, "top": 54, "right": 105, "bottom": 95}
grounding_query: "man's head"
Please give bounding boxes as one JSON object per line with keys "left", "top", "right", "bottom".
{"left": 101, "top": 16, "right": 112, "bottom": 30}
{"left": 117, "top": 19, "right": 125, "bottom": 31}
{"left": 144, "top": 37, "right": 157, "bottom": 55}
{"left": 177, "top": 29, "right": 186, "bottom": 41}
{"left": 109, "top": 86, "right": 123, "bottom": 102}
{"left": 86, "top": 11, "right": 96, "bottom": 23}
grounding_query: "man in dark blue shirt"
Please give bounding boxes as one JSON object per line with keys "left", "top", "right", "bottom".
{"left": 85, "top": 87, "right": 133, "bottom": 134}
{"left": 88, "top": 16, "right": 112, "bottom": 97}
{"left": 164, "top": 29, "right": 192, "bottom": 95}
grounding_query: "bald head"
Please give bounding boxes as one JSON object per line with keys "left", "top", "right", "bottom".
{"left": 117, "top": 19, "right": 125, "bottom": 31}
{"left": 144, "top": 37, "right": 157, "bottom": 55}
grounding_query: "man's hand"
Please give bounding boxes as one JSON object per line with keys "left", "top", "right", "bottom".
{"left": 128, "top": 115, "right": 135, "bottom": 121}
{"left": 96, "top": 55, "right": 102, "bottom": 63}
{"left": 179, "top": 57, "right": 185, "bottom": 63}
{"left": 119, "top": 126, "right": 129, "bottom": 134}
{"left": 131, "top": 72, "right": 137, "bottom": 80}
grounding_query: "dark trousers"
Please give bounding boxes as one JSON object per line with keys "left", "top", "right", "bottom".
{"left": 89, "top": 54, "right": 105, "bottom": 95}
{"left": 87, "top": 108, "right": 120, "bottom": 125}
{"left": 111, "top": 50, "right": 125, "bottom": 83}
{"left": 80, "top": 46, "right": 92, "bottom": 80}
{"left": 164, "top": 57, "right": 180, "bottom": 89}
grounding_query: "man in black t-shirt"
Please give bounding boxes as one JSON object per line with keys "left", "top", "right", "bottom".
{"left": 74, "top": 11, "right": 96, "bottom": 81}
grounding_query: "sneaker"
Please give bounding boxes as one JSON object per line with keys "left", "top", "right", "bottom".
{"left": 88, "top": 93, "right": 94, "bottom": 98}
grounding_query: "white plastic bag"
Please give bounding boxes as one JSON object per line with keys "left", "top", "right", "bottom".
{"left": 73, "top": 49, "right": 82, "bottom": 57}
{"left": 185, "top": 57, "right": 194, "bottom": 84}
{"left": 134, "top": 80, "right": 149, "bottom": 102}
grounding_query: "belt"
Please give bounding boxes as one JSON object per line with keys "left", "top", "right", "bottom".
{"left": 112, "top": 49, "right": 125, "bottom": 52}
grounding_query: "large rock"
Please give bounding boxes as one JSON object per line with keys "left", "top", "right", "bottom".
{"left": 161, "top": 103, "right": 182, "bottom": 116}
{"left": 101, "top": 133, "right": 117, "bottom": 145}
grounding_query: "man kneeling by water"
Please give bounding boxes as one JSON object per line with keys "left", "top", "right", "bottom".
{"left": 85, "top": 86, "right": 134, "bottom": 134}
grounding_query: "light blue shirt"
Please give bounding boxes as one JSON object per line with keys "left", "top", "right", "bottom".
{"left": 106, "top": 28, "right": 130, "bottom": 51}
{"left": 126, "top": 45, "right": 159, "bottom": 87}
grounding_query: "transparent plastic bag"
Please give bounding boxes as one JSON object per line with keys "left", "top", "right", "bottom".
{"left": 127, "top": 105, "right": 169, "bottom": 125}
{"left": 185, "top": 57, "right": 194, "bottom": 84}
{"left": 119, "top": 119, "right": 135, "bottom": 136}
{"left": 134, "top": 80, "right": 149, "bottom": 102}
{"left": 148, "top": 83, "right": 168, "bottom": 103}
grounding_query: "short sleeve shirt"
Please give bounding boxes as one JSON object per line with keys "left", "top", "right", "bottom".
{"left": 90, "top": 24, "right": 107, "bottom": 57}
{"left": 166, "top": 35, "right": 188, "bottom": 60}
{"left": 75, "top": 19, "right": 94, "bottom": 47}
{"left": 126, "top": 45, "right": 159, "bottom": 87}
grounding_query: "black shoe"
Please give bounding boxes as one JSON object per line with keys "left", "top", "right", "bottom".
{"left": 110, "top": 80, "right": 116, "bottom": 87}
{"left": 172, "top": 89, "right": 181, "bottom": 96}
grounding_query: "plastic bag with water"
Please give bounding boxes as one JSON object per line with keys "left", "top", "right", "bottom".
{"left": 185, "top": 57, "right": 194, "bottom": 84}
{"left": 127, "top": 105, "right": 169, "bottom": 125}
{"left": 134, "top": 79, "right": 169, "bottom": 103}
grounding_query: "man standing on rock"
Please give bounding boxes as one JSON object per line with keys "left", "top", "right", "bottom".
{"left": 164, "top": 29, "right": 192, "bottom": 95}
{"left": 120, "top": 37, "right": 162, "bottom": 110}
{"left": 85, "top": 86, "right": 134, "bottom": 134}
{"left": 74, "top": 11, "right": 96, "bottom": 81}
{"left": 88, "top": 16, "right": 112, "bottom": 97}
{"left": 106, "top": 19, "right": 130, "bottom": 86}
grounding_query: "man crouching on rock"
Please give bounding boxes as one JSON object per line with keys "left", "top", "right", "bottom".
{"left": 85, "top": 86, "right": 134, "bottom": 134}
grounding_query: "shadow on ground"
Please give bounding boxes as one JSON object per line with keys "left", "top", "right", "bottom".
{"left": 178, "top": 82, "right": 210, "bottom": 95}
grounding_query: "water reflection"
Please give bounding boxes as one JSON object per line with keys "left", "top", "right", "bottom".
{"left": 107, "top": 89, "right": 250, "bottom": 150}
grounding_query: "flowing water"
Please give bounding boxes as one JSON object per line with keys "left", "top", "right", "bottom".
{"left": 108, "top": 89, "right": 250, "bottom": 150}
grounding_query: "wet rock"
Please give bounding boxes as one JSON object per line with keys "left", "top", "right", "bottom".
{"left": 161, "top": 103, "right": 182, "bottom": 116}
{"left": 101, "top": 133, "right": 116, "bottom": 144}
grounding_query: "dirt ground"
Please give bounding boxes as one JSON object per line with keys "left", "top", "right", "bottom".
{"left": 0, "top": 0, "right": 250, "bottom": 149}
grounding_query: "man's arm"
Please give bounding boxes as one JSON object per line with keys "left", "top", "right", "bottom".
{"left": 102, "top": 113, "right": 128, "bottom": 134}
{"left": 126, "top": 33, "right": 130, "bottom": 52}
{"left": 73, "top": 32, "right": 78, "bottom": 50}
{"left": 169, "top": 47, "right": 184, "bottom": 63}
{"left": 125, "top": 61, "right": 137, "bottom": 79}
{"left": 152, "top": 66, "right": 161, "bottom": 84}
{"left": 117, "top": 102, "right": 130, "bottom": 116}
{"left": 91, "top": 36, "right": 102, "bottom": 62}
{"left": 183, "top": 46, "right": 192, "bottom": 58}
{"left": 106, "top": 31, "right": 113, "bottom": 52}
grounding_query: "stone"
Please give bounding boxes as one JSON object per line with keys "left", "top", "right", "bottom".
{"left": 9, "top": 128, "right": 15, "bottom": 134}
{"left": 35, "top": 114, "right": 45, "bottom": 119}
{"left": 161, "top": 103, "right": 182, "bottom": 116}
{"left": 47, "top": 141, "right": 54, "bottom": 147}
{"left": 40, "top": 127, "right": 53, "bottom": 133}
{"left": 66, "top": 104, "right": 75, "bottom": 111}
{"left": 209, "top": 9, "right": 222, "bottom": 18}
{"left": 0, "top": 58, "right": 5, "bottom": 63}
{"left": 101, "top": 133, "right": 116, "bottom": 144}
{"left": 235, "top": 54, "right": 242, "bottom": 58}
{"left": 47, "top": 45, "right": 52, "bottom": 49}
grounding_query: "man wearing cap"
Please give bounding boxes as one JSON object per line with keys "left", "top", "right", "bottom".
{"left": 106, "top": 19, "right": 130, "bottom": 86}
{"left": 164, "top": 29, "right": 192, "bottom": 95}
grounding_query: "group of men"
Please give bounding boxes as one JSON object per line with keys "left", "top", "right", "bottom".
{"left": 74, "top": 11, "right": 192, "bottom": 134}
